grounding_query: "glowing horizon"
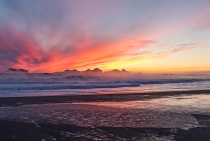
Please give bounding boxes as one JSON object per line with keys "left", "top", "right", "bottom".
{"left": 0, "top": 0, "right": 210, "bottom": 73}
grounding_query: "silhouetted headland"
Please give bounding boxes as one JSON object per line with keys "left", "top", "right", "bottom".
{"left": 2, "top": 68, "right": 131, "bottom": 76}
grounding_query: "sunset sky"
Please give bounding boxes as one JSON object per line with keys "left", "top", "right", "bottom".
{"left": 0, "top": 0, "right": 210, "bottom": 73}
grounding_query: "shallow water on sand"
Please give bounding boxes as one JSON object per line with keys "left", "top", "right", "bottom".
{"left": 0, "top": 94, "right": 210, "bottom": 130}
{"left": 75, "top": 94, "right": 210, "bottom": 114}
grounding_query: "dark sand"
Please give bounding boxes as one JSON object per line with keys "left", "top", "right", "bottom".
{"left": 0, "top": 89, "right": 210, "bottom": 141}
{"left": 1, "top": 89, "right": 210, "bottom": 107}
{"left": 0, "top": 114, "right": 210, "bottom": 141}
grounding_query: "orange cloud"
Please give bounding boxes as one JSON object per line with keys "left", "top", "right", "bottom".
{"left": 0, "top": 1, "right": 210, "bottom": 73}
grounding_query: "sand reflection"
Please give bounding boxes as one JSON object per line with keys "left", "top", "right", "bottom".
{"left": 1, "top": 94, "right": 209, "bottom": 129}
{"left": 73, "top": 94, "right": 210, "bottom": 114}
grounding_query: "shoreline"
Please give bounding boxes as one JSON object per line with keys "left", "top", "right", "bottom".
{"left": 0, "top": 89, "right": 210, "bottom": 107}
{"left": 1, "top": 89, "right": 210, "bottom": 140}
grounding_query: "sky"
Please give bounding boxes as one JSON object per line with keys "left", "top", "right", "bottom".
{"left": 0, "top": 0, "right": 210, "bottom": 73}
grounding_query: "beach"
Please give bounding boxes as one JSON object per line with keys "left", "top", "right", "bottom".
{"left": 0, "top": 89, "right": 210, "bottom": 141}
{"left": 1, "top": 0, "right": 210, "bottom": 140}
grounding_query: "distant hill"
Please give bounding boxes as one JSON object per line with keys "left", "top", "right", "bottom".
{"left": 2, "top": 68, "right": 131, "bottom": 76}
{"left": 105, "top": 69, "right": 131, "bottom": 74}
{"left": 4, "top": 68, "right": 29, "bottom": 74}
{"left": 83, "top": 68, "right": 103, "bottom": 74}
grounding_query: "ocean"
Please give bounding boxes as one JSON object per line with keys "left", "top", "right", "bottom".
{"left": 0, "top": 73, "right": 210, "bottom": 97}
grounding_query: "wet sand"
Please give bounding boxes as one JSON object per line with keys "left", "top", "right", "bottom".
{"left": 0, "top": 115, "right": 210, "bottom": 141}
{"left": 0, "top": 89, "right": 210, "bottom": 107}
{"left": 0, "top": 89, "right": 210, "bottom": 141}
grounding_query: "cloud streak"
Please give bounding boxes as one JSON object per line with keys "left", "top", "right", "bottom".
{"left": 0, "top": 0, "right": 209, "bottom": 72}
